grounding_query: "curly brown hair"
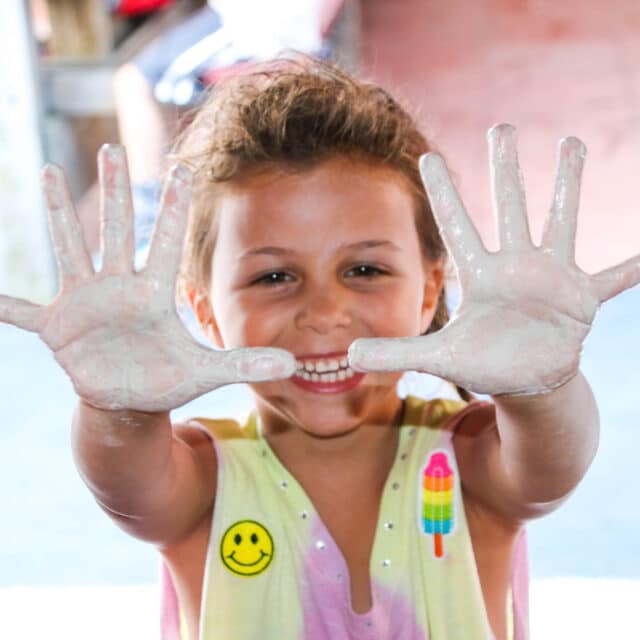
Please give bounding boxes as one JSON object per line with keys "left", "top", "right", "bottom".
{"left": 172, "top": 54, "right": 450, "bottom": 337}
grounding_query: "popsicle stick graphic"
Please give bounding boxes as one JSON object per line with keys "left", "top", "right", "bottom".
{"left": 423, "top": 451, "right": 454, "bottom": 558}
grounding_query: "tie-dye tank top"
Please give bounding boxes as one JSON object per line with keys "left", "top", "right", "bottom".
{"left": 183, "top": 396, "right": 527, "bottom": 639}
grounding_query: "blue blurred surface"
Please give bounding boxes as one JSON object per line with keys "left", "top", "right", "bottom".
{"left": 0, "top": 287, "right": 638, "bottom": 585}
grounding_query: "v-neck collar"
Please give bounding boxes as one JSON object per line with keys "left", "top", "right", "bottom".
{"left": 248, "top": 401, "right": 423, "bottom": 625}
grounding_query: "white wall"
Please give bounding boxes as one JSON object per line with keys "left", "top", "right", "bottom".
{"left": 0, "top": 2, "right": 53, "bottom": 302}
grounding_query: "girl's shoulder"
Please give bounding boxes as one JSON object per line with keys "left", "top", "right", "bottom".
{"left": 402, "top": 395, "right": 493, "bottom": 433}
{"left": 182, "top": 412, "right": 260, "bottom": 441}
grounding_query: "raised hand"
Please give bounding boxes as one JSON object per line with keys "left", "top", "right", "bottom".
{"left": 349, "top": 124, "right": 640, "bottom": 396}
{"left": 0, "top": 146, "right": 295, "bottom": 411}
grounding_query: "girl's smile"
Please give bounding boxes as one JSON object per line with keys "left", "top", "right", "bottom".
{"left": 291, "top": 350, "right": 366, "bottom": 393}
{"left": 196, "top": 155, "right": 444, "bottom": 437}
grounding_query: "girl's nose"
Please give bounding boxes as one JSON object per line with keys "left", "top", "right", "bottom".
{"left": 294, "top": 289, "right": 352, "bottom": 334}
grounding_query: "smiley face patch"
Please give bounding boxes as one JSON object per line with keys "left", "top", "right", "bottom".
{"left": 220, "top": 520, "right": 274, "bottom": 577}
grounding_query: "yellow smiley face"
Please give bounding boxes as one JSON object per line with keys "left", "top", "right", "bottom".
{"left": 220, "top": 520, "right": 274, "bottom": 577}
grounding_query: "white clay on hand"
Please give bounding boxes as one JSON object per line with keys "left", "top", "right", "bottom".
{"left": 0, "top": 145, "right": 295, "bottom": 411}
{"left": 349, "top": 124, "right": 640, "bottom": 396}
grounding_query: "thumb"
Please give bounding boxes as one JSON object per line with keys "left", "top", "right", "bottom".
{"left": 348, "top": 332, "right": 455, "bottom": 379}
{"left": 0, "top": 295, "right": 44, "bottom": 333}
{"left": 199, "top": 346, "right": 297, "bottom": 387}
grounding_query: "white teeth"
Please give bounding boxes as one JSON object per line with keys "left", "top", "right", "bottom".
{"left": 296, "top": 356, "right": 349, "bottom": 373}
{"left": 295, "top": 366, "right": 356, "bottom": 383}
{"left": 294, "top": 355, "right": 358, "bottom": 382}
{"left": 314, "top": 359, "right": 340, "bottom": 373}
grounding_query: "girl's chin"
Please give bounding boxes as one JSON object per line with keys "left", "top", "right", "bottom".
{"left": 294, "top": 415, "right": 364, "bottom": 439}
{"left": 285, "top": 396, "right": 400, "bottom": 437}
{"left": 251, "top": 374, "right": 403, "bottom": 431}
{"left": 253, "top": 396, "right": 365, "bottom": 436}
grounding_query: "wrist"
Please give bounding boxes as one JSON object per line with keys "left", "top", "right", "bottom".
{"left": 491, "top": 370, "right": 581, "bottom": 417}
{"left": 77, "top": 397, "right": 170, "bottom": 421}
{"left": 492, "top": 370, "right": 599, "bottom": 503}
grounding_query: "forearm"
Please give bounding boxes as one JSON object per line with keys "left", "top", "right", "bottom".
{"left": 71, "top": 399, "right": 175, "bottom": 516}
{"left": 493, "top": 371, "right": 599, "bottom": 505}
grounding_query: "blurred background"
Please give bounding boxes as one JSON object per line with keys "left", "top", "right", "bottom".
{"left": 1, "top": 0, "right": 639, "bottom": 638}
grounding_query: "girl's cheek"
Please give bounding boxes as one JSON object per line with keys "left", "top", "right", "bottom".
{"left": 233, "top": 308, "right": 283, "bottom": 346}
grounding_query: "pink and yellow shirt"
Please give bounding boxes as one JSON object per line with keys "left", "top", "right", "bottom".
{"left": 161, "top": 396, "right": 529, "bottom": 639}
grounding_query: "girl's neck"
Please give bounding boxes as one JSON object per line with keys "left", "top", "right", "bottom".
{"left": 255, "top": 394, "right": 406, "bottom": 475}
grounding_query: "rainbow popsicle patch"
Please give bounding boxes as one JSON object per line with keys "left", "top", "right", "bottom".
{"left": 422, "top": 450, "right": 455, "bottom": 558}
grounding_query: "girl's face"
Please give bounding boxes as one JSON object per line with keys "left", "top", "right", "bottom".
{"left": 198, "top": 156, "right": 443, "bottom": 437}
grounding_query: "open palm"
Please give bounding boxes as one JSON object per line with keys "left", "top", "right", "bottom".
{"left": 0, "top": 146, "right": 295, "bottom": 411}
{"left": 349, "top": 124, "right": 640, "bottom": 396}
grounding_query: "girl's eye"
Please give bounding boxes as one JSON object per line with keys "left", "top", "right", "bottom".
{"left": 345, "top": 264, "right": 387, "bottom": 278}
{"left": 252, "top": 271, "right": 293, "bottom": 286}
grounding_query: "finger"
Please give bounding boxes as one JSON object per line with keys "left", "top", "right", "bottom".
{"left": 0, "top": 294, "right": 44, "bottom": 332}
{"left": 591, "top": 253, "right": 640, "bottom": 301}
{"left": 144, "top": 164, "right": 193, "bottom": 294}
{"left": 98, "top": 145, "right": 135, "bottom": 273}
{"left": 348, "top": 330, "right": 458, "bottom": 381}
{"left": 540, "top": 137, "right": 586, "bottom": 263}
{"left": 196, "top": 346, "right": 297, "bottom": 388}
{"left": 419, "top": 153, "right": 487, "bottom": 280}
{"left": 488, "top": 123, "right": 533, "bottom": 250}
{"left": 41, "top": 164, "right": 94, "bottom": 287}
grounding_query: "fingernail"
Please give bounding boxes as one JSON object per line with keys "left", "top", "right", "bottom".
{"left": 488, "top": 122, "right": 516, "bottom": 140}
{"left": 41, "top": 165, "right": 65, "bottom": 209}
{"left": 41, "top": 164, "right": 63, "bottom": 188}
{"left": 99, "top": 144, "right": 125, "bottom": 161}
{"left": 170, "top": 164, "right": 192, "bottom": 184}
{"left": 560, "top": 136, "right": 587, "bottom": 161}
{"left": 419, "top": 153, "right": 444, "bottom": 176}
{"left": 348, "top": 342, "right": 377, "bottom": 371}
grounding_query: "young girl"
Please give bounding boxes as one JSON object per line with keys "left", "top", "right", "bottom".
{"left": 1, "top": 58, "right": 638, "bottom": 640}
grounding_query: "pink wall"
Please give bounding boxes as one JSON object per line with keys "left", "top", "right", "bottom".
{"left": 361, "top": 0, "right": 640, "bottom": 272}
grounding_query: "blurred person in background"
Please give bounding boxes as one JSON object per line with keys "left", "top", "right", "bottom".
{"left": 112, "top": 0, "right": 325, "bottom": 259}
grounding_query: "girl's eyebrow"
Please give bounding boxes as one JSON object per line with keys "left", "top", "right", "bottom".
{"left": 341, "top": 240, "right": 401, "bottom": 252}
{"left": 238, "top": 240, "right": 401, "bottom": 261}
{"left": 238, "top": 246, "right": 295, "bottom": 261}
